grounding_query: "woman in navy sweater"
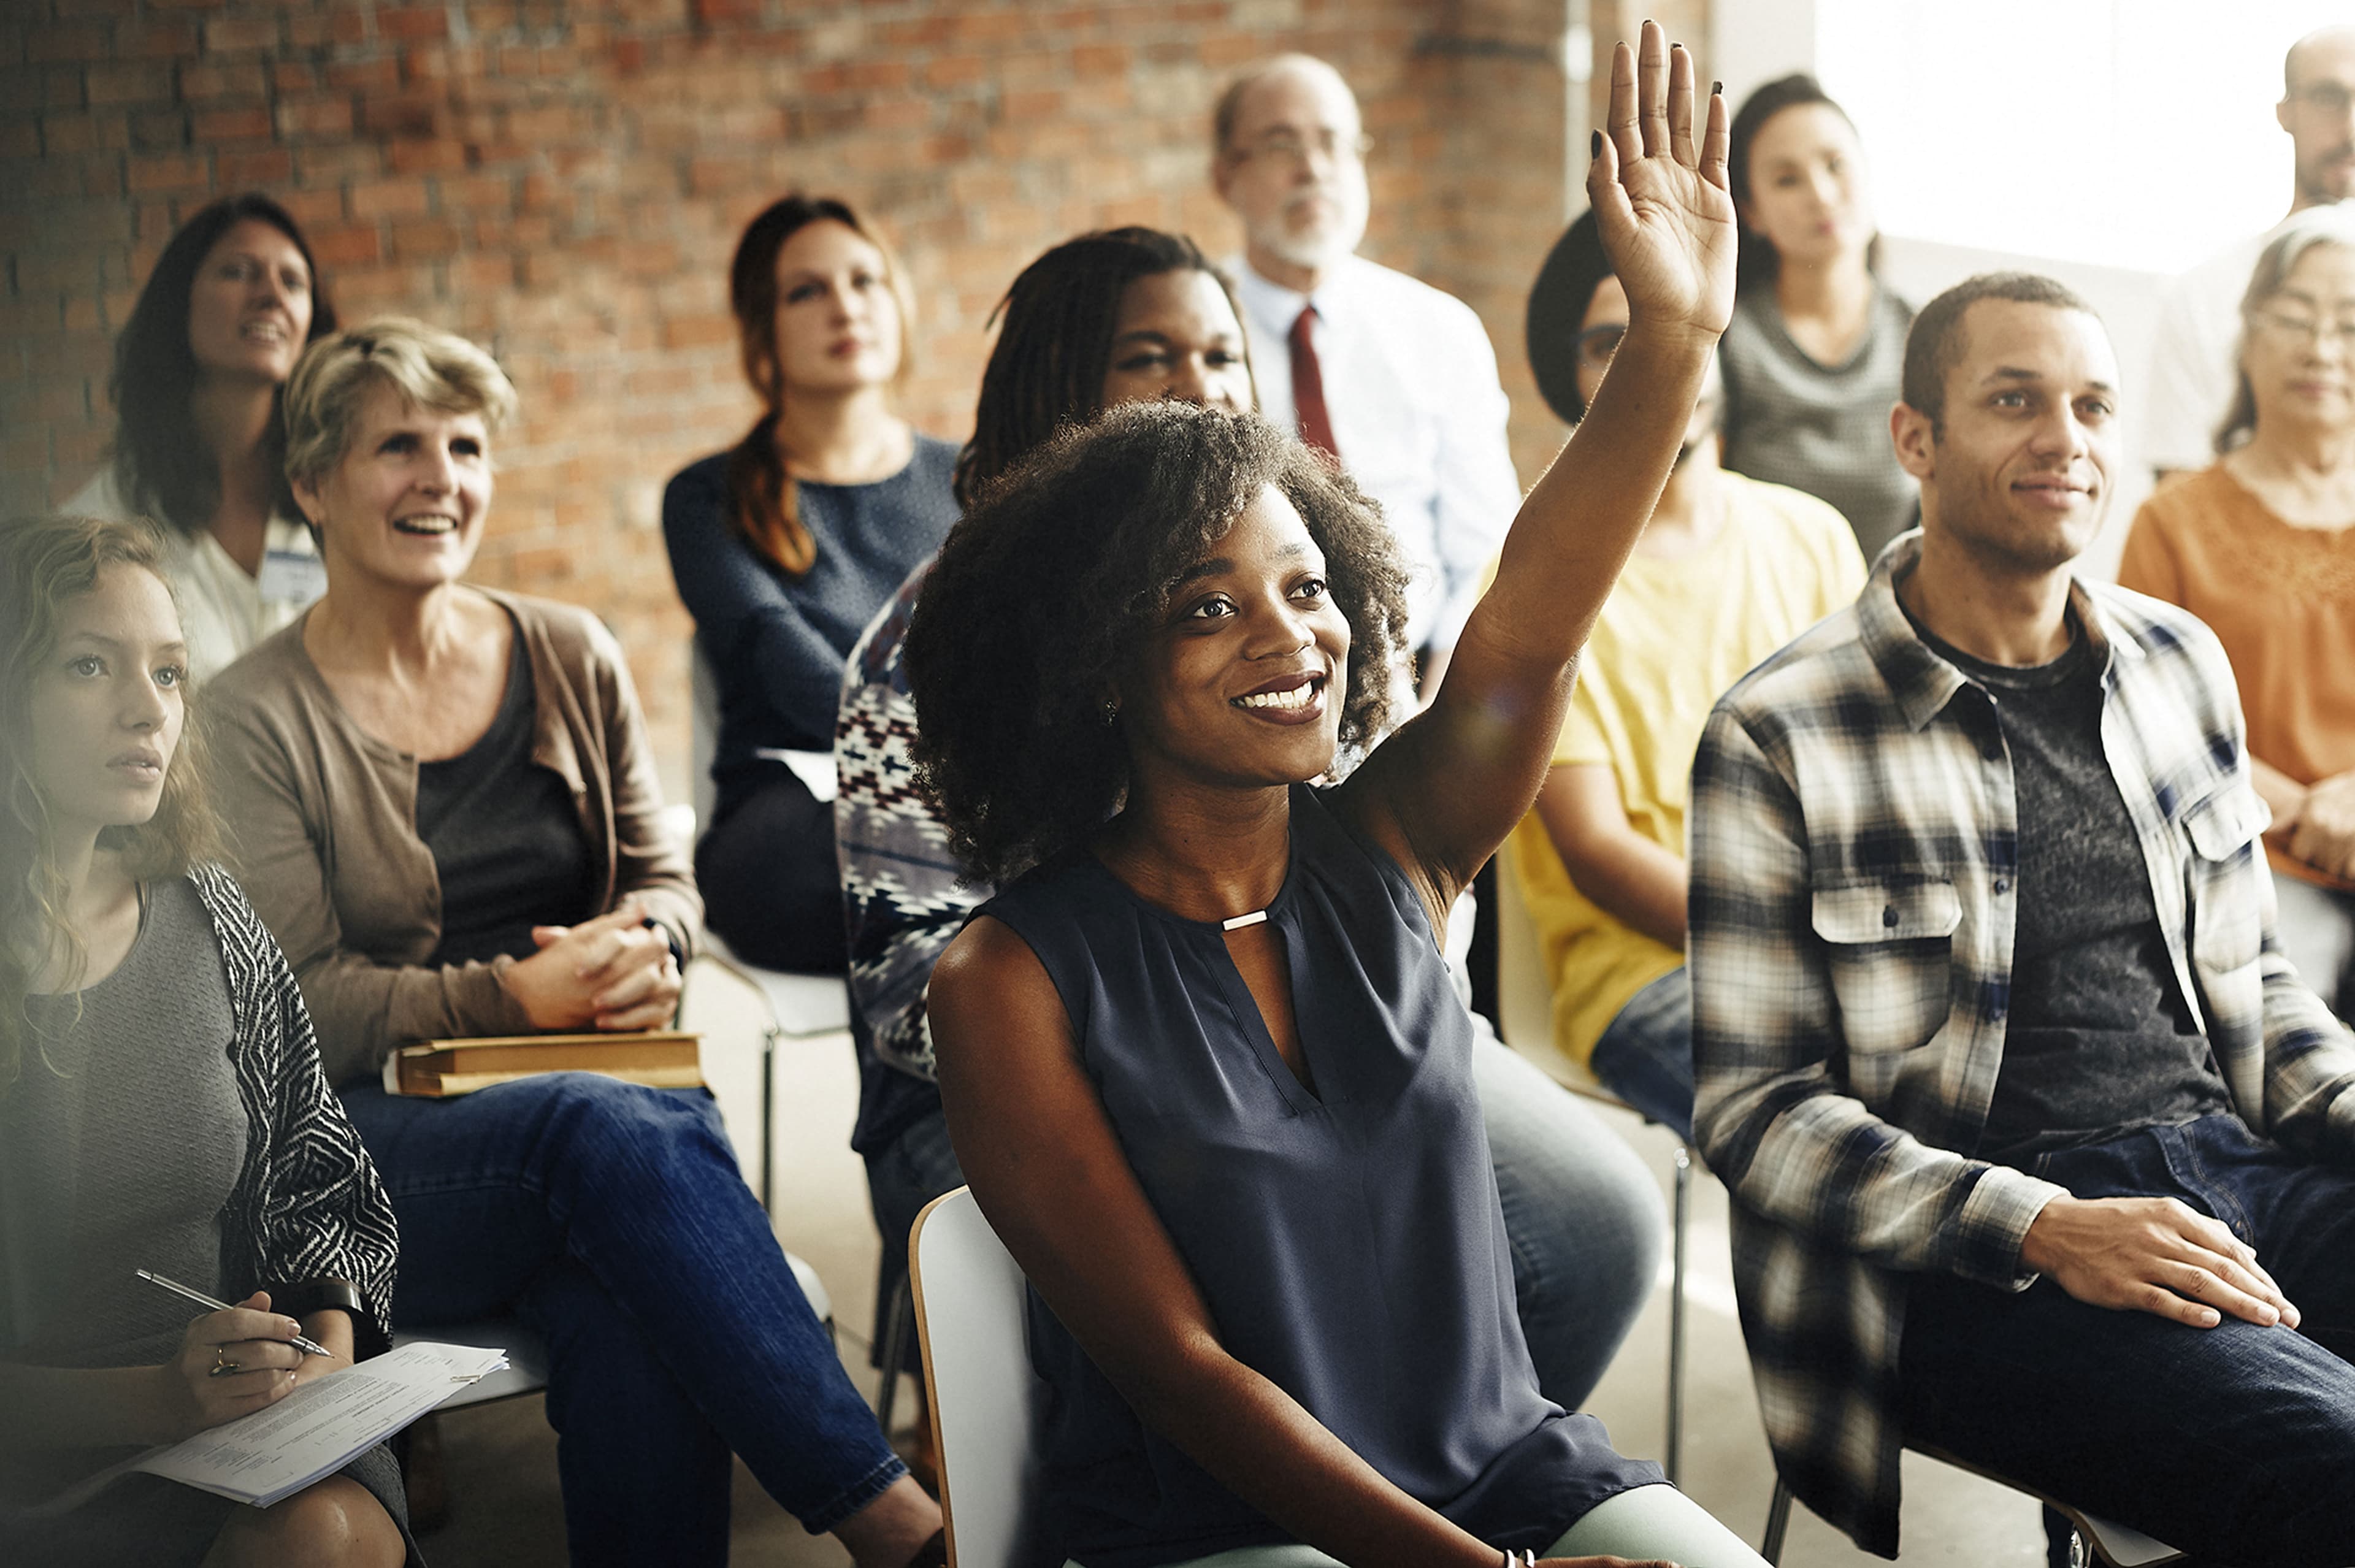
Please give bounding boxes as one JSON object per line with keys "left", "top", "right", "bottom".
{"left": 664, "top": 194, "right": 958, "bottom": 973}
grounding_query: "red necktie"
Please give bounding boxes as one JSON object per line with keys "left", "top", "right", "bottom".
{"left": 1288, "top": 305, "right": 1339, "bottom": 461}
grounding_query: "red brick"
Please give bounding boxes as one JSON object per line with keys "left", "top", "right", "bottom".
{"left": 39, "top": 114, "right": 129, "bottom": 155}
{"left": 215, "top": 146, "right": 294, "bottom": 185}
{"left": 659, "top": 313, "right": 734, "bottom": 350}
{"left": 200, "top": 15, "right": 280, "bottom": 53}
{"left": 131, "top": 109, "right": 188, "bottom": 148}
{"left": 389, "top": 216, "right": 461, "bottom": 258}
{"left": 178, "top": 61, "right": 267, "bottom": 101}
{"left": 25, "top": 25, "right": 109, "bottom": 64}
{"left": 126, "top": 150, "right": 208, "bottom": 192}
{"left": 275, "top": 96, "right": 353, "bottom": 136}
{"left": 84, "top": 61, "right": 174, "bottom": 107}
{"left": 305, "top": 223, "right": 382, "bottom": 267}
{"left": 382, "top": 9, "right": 452, "bottom": 42}
{"left": 326, "top": 58, "right": 401, "bottom": 93}
{"left": 386, "top": 137, "right": 467, "bottom": 174}
{"left": 362, "top": 91, "right": 440, "bottom": 137}
{"left": 116, "top": 19, "right": 202, "bottom": 56}
{"left": 270, "top": 61, "right": 318, "bottom": 93}
{"left": 191, "top": 105, "right": 273, "bottom": 142}
{"left": 0, "top": 121, "right": 37, "bottom": 158}
{"left": 349, "top": 176, "right": 430, "bottom": 220}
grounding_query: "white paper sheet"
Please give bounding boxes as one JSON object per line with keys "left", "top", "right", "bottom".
{"left": 36, "top": 1340, "right": 508, "bottom": 1513}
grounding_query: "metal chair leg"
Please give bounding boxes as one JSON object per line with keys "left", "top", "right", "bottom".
{"left": 757, "top": 1022, "right": 779, "bottom": 1212}
{"left": 1761, "top": 1477, "right": 1793, "bottom": 1563}
{"left": 876, "top": 1274, "right": 914, "bottom": 1429}
{"left": 1665, "top": 1140, "right": 1690, "bottom": 1486}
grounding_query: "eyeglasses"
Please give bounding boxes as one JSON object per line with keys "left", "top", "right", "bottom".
{"left": 2251, "top": 307, "right": 2355, "bottom": 351}
{"left": 1576, "top": 323, "right": 1626, "bottom": 370}
{"left": 2286, "top": 82, "right": 2354, "bottom": 117}
{"left": 1233, "top": 128, "right": 1374, "bottom": 167}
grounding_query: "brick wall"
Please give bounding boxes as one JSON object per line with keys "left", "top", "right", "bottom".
{"left": 2, "top": 0, "right": 1625, "bottom": 798}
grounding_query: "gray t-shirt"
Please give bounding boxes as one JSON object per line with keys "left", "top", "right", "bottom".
{"left": 1720, "top": 283, "right": 1918, "bottom": 564}
{"left": 2, "top": 877, "right": 245, "bottom": 1367}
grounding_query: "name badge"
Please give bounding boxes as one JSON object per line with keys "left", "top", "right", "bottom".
{"left": 256, "top": 548, "right": 329, "bottom": 607}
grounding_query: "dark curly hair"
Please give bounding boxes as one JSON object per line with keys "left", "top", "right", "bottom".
{"left": 905, "top": 402, "right": 1409, "bottom": 884}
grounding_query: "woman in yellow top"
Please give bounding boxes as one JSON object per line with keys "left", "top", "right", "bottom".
{"left": 2118, "top": 209, "right": 2355, "bottom": 1014}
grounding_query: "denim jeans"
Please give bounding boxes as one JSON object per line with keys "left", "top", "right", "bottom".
{"left": 343, "top": 1074, "right": 904, "bottom": 1567}
{"left": 1898, "top": 1113, "right": 2355, "bottom": 1566}
{"left": 1587, "top": 968, "right": 1695, "bottom": 1142}
{"left": 861, "top": 1026, "right": 1666, "bottom": 1410}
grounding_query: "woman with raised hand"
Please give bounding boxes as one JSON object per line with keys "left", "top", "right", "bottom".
{"left": 2119, "top": 209, "right": 2355, "bottom": 1014}
{"left": 1718, "top": 75, "right": 1915, "bottom": 562}
{"left": 665, "top": 194, "right": 958, "bottom": 974}
{"left": 205, "top": 319, "right": 940, "bottom": 1568}
{"left": 906, "top": 29, "right": 1766, "bottom": 1568}
{"left": 0, "top": 515, "right": 412, "bottom": 1567}
{"left": 840, "top": 227, "right": 1664, "bottom": 1448}
{"left": 67, "top": 194, "right": 339, "bottom": 681}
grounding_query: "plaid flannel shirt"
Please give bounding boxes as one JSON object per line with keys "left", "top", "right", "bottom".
{"left": 1688, "top": 535, "right": 2355, "bottom": 1557}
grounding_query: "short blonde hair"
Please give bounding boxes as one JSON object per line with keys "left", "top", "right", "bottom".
{"left": 283, "top": 316, "right": 520, "bottom": 486}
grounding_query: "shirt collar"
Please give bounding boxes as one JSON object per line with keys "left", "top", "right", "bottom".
{"left": 1230, "top": 252, "right": 1356, "bottom": 335}
{"left": 1858, "top": 532, "right": 2139, "bottom": 732}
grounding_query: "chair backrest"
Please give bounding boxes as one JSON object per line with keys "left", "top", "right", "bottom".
{"left": 1492, "top": 849, "right": 1620, "bottom": 1103}
{"left": 689, "top": 641, "right": 720, "bottom": 833}
{"left": 910, "top": 1187, "right": 1047, "bottom": 1568}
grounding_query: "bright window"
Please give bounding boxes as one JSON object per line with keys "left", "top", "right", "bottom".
{"left": 1817, "top": 0, "right": 2348, "bottom": 273}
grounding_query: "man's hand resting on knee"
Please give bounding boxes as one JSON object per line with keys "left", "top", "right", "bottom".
{"left": 2020, "top": 1195, "right": 2302, "bottom": 1330}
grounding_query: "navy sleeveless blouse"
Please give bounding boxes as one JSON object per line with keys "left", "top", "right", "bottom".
{"left": 978, "top": 785, "right": 1661, "bottom": 1568}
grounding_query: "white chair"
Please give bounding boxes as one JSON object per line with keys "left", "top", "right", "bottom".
{"left": 909, "top": 1187, "right": 1047, "bottom": 1568}
{"left": 1492, "top": 850, "right": 1696, "bottom": 1484}
{"left": 1761, "top": 1447, "right": 2185, "bottom": 1567}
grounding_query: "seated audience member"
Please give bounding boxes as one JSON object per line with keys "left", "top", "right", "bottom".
{"left": 206, "top": 320, "right": 940, "bottom": 1568}
{"left": 2122, "top": 212, "right": 2355, "bottom": 1015}
{"left": 2145, "top": 25, "right": 2354, "bottom": 480}
{"left": 1719, "top": 75, "right": 1917, "bottom": 562}
{"left": 665, "top": 195, "right": 958, "bottom": 974}
{"left": 907, "top": 35, "right": 1766, "bottom": 1567}
{"left": 1509, "top": 211, "right": 1865, "bottom": 1139}
{"left": 1690, "top": 272, "right": 2355, "bottom": 1562}
{"left": 0, "top": 516, "right": 412, "bottom": 1567}
{"left": 66, "top": 195, "right": 338, "bottom": 681}
{"left": 838, "top": 229, "right": 1663, "bottom": 1421}
{"left": 1209, "top": 52, "right": 1519, "bottom": 689}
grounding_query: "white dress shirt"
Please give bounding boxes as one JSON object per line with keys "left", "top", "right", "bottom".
{"left": 65, "top": 466, "right": 326, "bottom": 683}
{"left": 2144, "top": 220, "right": 2297, "bottom": 474}
{"left": 1230, "top": 253, "right": 1522, "bottom": 654}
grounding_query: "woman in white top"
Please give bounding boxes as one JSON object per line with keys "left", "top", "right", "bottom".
{"left": 67, "top": 194, "right": 338, "bottom": 681}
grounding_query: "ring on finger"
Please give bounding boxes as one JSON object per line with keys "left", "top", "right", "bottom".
{"left": 210, "top": 1345, "right": 242, "bottom": 1378}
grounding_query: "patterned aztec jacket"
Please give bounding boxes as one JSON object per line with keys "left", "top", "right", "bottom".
{"left": 835, "top": 560, "right": 968, "bottom": 1098}
{"left": 1687, "top": 536, "right": 2355, "bottom": 1558}
{"left": 190, "top": 863, "right": 402, "bottom": 1351}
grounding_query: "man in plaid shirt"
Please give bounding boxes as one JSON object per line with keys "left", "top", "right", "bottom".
{"left": 1690, "top": 272, "right": 2355, "bottom": 1562}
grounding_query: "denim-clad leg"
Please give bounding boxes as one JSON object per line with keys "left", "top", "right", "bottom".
{"left": 343, "top": 1074, "right": 906, "bottom": 1562}
{"left": 1897, "top": 1114, "right": 2355, "bottom": 1567}
{"left": 1471, "top": 1026, "right": 1666, "bottom": 1408}
{"left": 1585, "top": 968, "right": 1697, "bottom": 1142}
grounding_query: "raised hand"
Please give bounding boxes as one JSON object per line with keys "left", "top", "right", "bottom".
{"left": 1586, "top": 21, "right": 1736, "bottom": 342}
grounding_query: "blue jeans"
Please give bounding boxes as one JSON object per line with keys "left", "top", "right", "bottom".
{"left": 1898, "top": 1113, "right": 2355, "bottom": 1566}
{"left": 1588, "top": 969, "right": 1694, "bottom": 1142}
{"left": 862, "top": 1027, "right": 1665, "bottom": 1409}
{"left": 343, "top": 1074, "right": 905, "bottom": 1566}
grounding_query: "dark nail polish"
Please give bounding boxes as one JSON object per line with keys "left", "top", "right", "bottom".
{"left": 1713, "top": 80, "right": 1724, "bottom": 95}
{"left": 1591, "top": 130, "right": 1601, "bottom": 158}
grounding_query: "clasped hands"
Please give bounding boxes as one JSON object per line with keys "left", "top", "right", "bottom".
{"left": 2021, "top": 1193, "right": 2302, "bottom": 1332}
{"left": 2272, "top": 770, "right": 2355, "bottom": 884}
{"left": 502, "top": 894, "right": 684, "bottom": 1032}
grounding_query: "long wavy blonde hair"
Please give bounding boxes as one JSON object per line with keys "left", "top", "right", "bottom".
{"left": 1, "top": 515, "right": 219, "bottom": 1093}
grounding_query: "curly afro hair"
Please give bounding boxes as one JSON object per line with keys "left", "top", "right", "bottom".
{"left": 905, "top": 400, "right": 1410, "bottom": 885}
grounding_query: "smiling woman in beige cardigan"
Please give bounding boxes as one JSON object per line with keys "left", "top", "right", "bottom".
{"left": 207, "top": 317, "right": 940, "bottom": 1568}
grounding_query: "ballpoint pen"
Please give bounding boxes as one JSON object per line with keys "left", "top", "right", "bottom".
{"left": 135, "top": 1269, "right": 335, "bottom": 1360}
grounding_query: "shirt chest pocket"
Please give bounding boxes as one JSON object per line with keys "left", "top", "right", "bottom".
{"left": 2182, "top": 787, "right": 2267, "bottom": 979}
{"left": 1812, "top": 879, "right": 1961, "bottom": 1055}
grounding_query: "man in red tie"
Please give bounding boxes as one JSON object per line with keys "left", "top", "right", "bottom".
{"left": 1211, "top": 55, "right": 1523, "bottom": 694}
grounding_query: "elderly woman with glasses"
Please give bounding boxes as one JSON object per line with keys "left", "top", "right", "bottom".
{"left": 2120, "top": 209, "right": 2355, "bottom": 1016}
{"left": 207, "top": 318, "right": 940, "bottom": 1568}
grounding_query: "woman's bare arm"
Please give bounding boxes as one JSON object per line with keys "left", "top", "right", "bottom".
{"left": 1341, "top": 25, "right": 1735, "bottom": 927}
